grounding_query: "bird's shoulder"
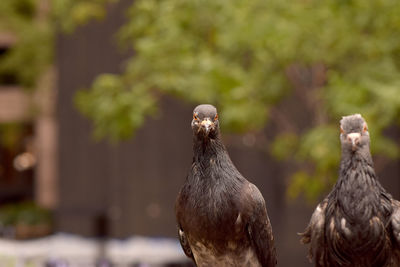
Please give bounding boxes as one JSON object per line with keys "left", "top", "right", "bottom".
{"left": 301, "top": 199, "right": 327, "bottom": 242}
{"left": 300, "top": 199, "right": 328, "bottom": 265}
{"left": 391, "top": 199, "right": 400, "bottom": 244}
{"left": 390, "top": 201, "right": 400, "bottom": 265}
{"left": 235, "top": 181, "right": 273, "bottom": 237}
{"left": 239, "top": 182, "right": 277, "bottom": 267}
{"left": 238, "top": 182, "right": 266, "bottom": 210}
{"left": 175, "top": 172, "right": 245, "bottom": 229}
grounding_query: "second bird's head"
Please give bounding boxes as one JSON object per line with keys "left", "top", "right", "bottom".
{"left": 191, "top": 104, "right": 219, "bottom": 138}
{"left": 340, "top": 114, "right": 370, "bottom": 152}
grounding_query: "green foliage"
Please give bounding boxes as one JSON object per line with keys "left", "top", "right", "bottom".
{"left": 0, "top": 25, "right": 52, "bottom": 87}
{"left": 0, "top": 202, "right": 52, "bottom": 226}
{"left": 0, "top": 123, "right": 25, "bottom": 150}
{"left": 75, "top": 74, "right": 156, "bottom": 141}
{"left": 2, "top": 0, "right": 400, "bottom": 201}
{"left": 272, "top": 126, "right": 341, "bottom": 202}
{"left": 0, "top": 0, "right": 116, "bottom": 151}
{"left": 0, "top": 0, "right": 117, "bottom": 88}
{"left": 77, "top": 0, "right": 400, "bottom": 138}
{"left": 0, "top": 0, "right": 53, "bottom": 88}
{"left": 78, "top": 0, "right": 292, "bottom": 137}
{"left": 287, "top": 171, "right": 329, "bottom": 202}
{"left": 0, "top": 0, "right": 37, "bottom": 29}
{"left": 277, "top": 126, "right": 342, "bottom": 202}
{"left": 271, "top": 133, "right": 298, "bottom": 161}
{"left": 72, "top": 0, "right": 400, "bottom": 201}
{"left": 52, "top": 0, "right": 117, "bottom": 32}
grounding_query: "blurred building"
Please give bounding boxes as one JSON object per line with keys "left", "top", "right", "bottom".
{"left": 0, "top": 30, "right": 57, "bottom": 209}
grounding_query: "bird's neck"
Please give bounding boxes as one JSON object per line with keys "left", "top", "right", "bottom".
{"left": 334, "top": 148, "right": 382, "bottom": 218}
{"left": 192, "top": 134, "right": 227, "bottom": 162}
{"left": 332, "top": 147, "right": 394, "bottom": 229}
{"left": 338, "top": 147, "right": 375, "bottom": 182}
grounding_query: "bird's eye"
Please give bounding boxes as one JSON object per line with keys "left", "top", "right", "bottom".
{"left": 363, "top": 123, "right": 368, "bottom": 133}
{"left": 340, "top": 126, "right": 345, "bottom": 134}
{"left": 214, "top": 114, "right": 218, "bottom": 121}
{"left": 193, "top": 113, "right": 199, "bottom": 121}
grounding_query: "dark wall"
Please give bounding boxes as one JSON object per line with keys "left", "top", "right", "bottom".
{"left": 56, "top": 0, "right": 127, "bottom": 236}
{"left": 55, "top": 1, "right": 400, "bottom": 266}
{"left": 55, "top": 0, "right": 198, "bottom": 238}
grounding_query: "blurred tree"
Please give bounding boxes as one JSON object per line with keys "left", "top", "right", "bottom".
{"left": 3, "top": 0, "right": 400, "bottom": 201}
{"left": 0, "top": 0, "right": 116, "bottom": 89}
{"left": 0, "top": 0, "right": 53, "bottom": 152}
{"left": 0, "top": 0, "right": 114, "bottom": 147}
{"left": 73, "top": 0, "right": 400, "bottom": 201}
{"left": 52, "top": 0, "right": 117, "bottom": 32}
{"left": 0, "top": 0, "right": 52, "bottom": 88}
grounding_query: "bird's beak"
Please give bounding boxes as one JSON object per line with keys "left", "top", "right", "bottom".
{"left": 200, "top": 118, "right": 213, "bottom": 134}
{"left": 347, "top": 132, "right": 361, "bottom": 150}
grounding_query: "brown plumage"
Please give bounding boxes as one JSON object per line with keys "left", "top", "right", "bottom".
{"left": 175, "top": 104, "right": 277, "bottom": 267}
{"left": 301, "top": 114, "right": 400, "bottom": 266}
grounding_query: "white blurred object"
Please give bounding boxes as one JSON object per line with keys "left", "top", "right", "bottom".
{"left": 106, "top": 236, "right": 184, "bottom": 265}
{"left": 0, "top": 233, "right": 187, "bottom": 266}
{"left": 13, "top": 152, "right": 36, "bottom": 171}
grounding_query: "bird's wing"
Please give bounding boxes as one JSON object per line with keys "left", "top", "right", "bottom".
{"left": 391, "top": 199, "right": 400, "bottom": 244}
{"left": 300, "top": 199, "right": 328, "bottom": 266}
{"left": 178, "top": 227, "right": 195, "bottom": 260}
{"left": 175, "top": 189, "right": 195, "bottom": 261}
{"left": 390, "top": 199, "right": 400, "bottom": 265}
{"left": 243, "top": 183, "right": 277, "bottom": 267}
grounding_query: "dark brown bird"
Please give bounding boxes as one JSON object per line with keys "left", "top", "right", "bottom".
{"left": 175, "top": 104, "right": 277, "bottom": 267}
{"left": 301, "top": 114, "right": 400, "bottom": 267}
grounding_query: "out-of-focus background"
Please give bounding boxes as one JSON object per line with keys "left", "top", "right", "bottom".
{"left": 1, "top": 0, "right": 400, "bottom": 266}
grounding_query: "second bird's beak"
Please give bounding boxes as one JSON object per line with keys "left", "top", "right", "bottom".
{"left": 347, "top": 132, "right": 361, "bottom": 151}
{"left": 201, "top": 118, "right": 213, "bottom": 134}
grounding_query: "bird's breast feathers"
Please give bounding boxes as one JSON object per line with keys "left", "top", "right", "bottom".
{"left": 191, "top": 241, "right": 261, "bottom": 267}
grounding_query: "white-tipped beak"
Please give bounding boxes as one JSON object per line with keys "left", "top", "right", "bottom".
{"left": 201, "top": 118, "right": 213, "bottom": 133}
{"left": 347, "top": 132, "right": 361, "bottom": 150}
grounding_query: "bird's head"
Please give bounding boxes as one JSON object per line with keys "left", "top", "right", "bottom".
{"left": 340, "top": 114, "right": 370, "bottom": 152}
{"left": 191, "top": 104, "right": 219, "bottom": 138}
